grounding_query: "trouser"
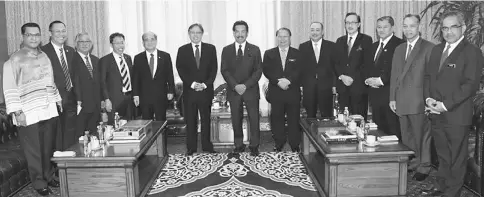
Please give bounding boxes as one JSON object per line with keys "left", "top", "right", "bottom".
{"left": 400, "top": 114, "right": 431, "bottom": 174}
{"left": 229, "top": 97, "right": 260, "bottom": 148}
{"left": 270, "top": 99, "right": 301, "bottom": 149}
{"left": 184, "top": 98, "right": 213, "bottom": 152}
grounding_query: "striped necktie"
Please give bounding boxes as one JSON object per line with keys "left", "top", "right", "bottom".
{"left": 85, "top": 55, "right": 93, "bottom": 77}
{"left": 119, "top": 56, "right": 131, "bottom": 92}
{"left": 59, "top": 48, "right": 72, "bottom": 90}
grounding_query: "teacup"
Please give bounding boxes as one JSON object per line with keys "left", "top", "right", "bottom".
{"left": 366, "top": 135, "right": 376, "bottom": 144}
{"left": 213, "top": 102, "right": 220, "bottom": 109}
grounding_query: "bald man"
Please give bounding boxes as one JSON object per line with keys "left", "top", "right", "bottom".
{"left": 132, "top": 32, "right": 175, "bottom": 120}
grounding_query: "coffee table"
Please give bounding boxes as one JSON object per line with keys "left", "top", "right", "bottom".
{"left": 52, "top": 121, "right": 168, "bottom": 197}
{"left": 300, "top": 118, "right": 413, "bottom": 197}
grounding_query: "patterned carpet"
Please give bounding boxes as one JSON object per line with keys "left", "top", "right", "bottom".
{"left": 13, "top": 129, "right": 481, "bottom": 197}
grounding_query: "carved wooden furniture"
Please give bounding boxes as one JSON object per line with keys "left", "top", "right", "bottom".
{"left": 210, "top": 107, "right": 250, "bottom": 148}
{"left": 300, "top": 118, "right": 413, "bottom": 197}
{"left": 51, "top": 121, "right": 168, "bottom": 197}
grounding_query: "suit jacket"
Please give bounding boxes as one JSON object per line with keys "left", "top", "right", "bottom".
{"left": 298, "top": 39, "right": 339, "bottom": 90}
{"left": 176, "top": 43, "right": 217, "bottom": 102}
{"left": 367, "top": 35, "right": 404, "bottom": 105}
{"left": 390, "top": 38, "right": 434, "bottom": 116}
{"left": 221, "top": 42, "right": 262, "bottom": 101}
{"left": 73, "top": 52, "right": 101, "bottom": 113}
{"left": 99, "top": 53, "right": 133, "bottom": 106}
{"left": 262, "top": 47, "right": 301, "bottom": 103}
{"left": 424, "top": 40, "right": 483, "bottom": 126}
{"left": 335, "top": 33, "right": 373, "bottom": 94}
{"left": 41, "top": 42, "right": 76, "bottom": 103}
{"left": 132, "top": 50, "right": 175, "bottom": 105}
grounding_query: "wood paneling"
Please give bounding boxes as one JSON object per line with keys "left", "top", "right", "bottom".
{"left": 337, "top": 163, "right": 399, "bottom": 196}
{"left": 67, "top": 168, "right": 127, "bottom": 197}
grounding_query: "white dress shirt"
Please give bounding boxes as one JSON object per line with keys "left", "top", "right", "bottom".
{"left": 373, "top": 34, "right": 394, "bottom": 86}
{"left": 347, "top": 32, "right": 358, "bottom": 48}
{"left": 51, "top": 41, "right": 69, "bottom": 68}
{"left": 190, "top": 42, "right": 207, "bottom": 90}
{"left": 406, "top": 36, "right": 420, "bottom": 60}
{"left": 145, "top": 50, "right": 158, "bottom": 78}
{"left": 235, "top": 41, "right": 247, "bottom": 56}
{"left": 78, "top": 51, "right": 92, "bottom": 68}
{"left": 312, "top": 38, "right": 322, "bottom": 62}
{"left": 112, "top": 52, "right": 131, "bottom": 92}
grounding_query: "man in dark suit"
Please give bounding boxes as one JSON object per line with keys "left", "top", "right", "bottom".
{"left": 422, "top": 11, "right": 483, "bottom": 197}
{"left": 176, "top": 24, "right": 217, "bottom": 155}
{"left": 41, "top": 20, "right": 77, "bottom": 150}
{"left": 335, "top": 13, "right": 373, "bottom": 118}
{"left": 299, "top": 22, "right": 339, "bottom": 118}
{"left": 73, "top": 32, "right": 101, "bottom": 137}
{"left": 132, "top": 32, "right": 175, "bottom": 121}
{"left": 100, "top": 33, "right": 134, "bottom": 124}
{"left": 389, "top": 14, "right": 434, "bottom": 181}
{"left": 262, "top": 28, "right": 301, "bottom": 152}
{"left": 365, "top": 16, "right": 404, "bottom": 138}
{"left": 221, "top": 20, "right": 262, "bottom": 156}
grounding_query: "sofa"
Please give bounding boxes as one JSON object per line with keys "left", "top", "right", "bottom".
{"left": 0, "top": 104, "right": 29, "bottom": 197}
{"left": 464, "top": 112, "right": 484, "bottom": 196}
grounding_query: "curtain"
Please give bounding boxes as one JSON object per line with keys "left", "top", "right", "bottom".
{"left": 5, "top": 1, "right": 108, "bottom": 57}
{"left": 280, "top": 1, "right": 441, "bottom": 47}
{"left": 106, "top": 0, "right": 277, "bottom": 116}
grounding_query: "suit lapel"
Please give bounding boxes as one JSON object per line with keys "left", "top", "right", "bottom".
{"left": 439, "top": 40, "right": 466, "bottom": 75}
{"left": 155, "top": 50, "right": 164, "bottom": 79}
{"left": 400, "top": 38, "right": 421, "bottom": 80}
{"left": 276, "top": 48, "right": 284, "bottom": 72}
{"left": 90, "top": 54, "right": 98, "bottom": 79}
{"left": 349, "top": 34, "right": 362, "bottom": 57}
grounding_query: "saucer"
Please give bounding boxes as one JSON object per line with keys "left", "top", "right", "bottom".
{"left": 212, "top": 106, "right": 221, "bottom": 110}
{"left": 363, "top": 141, "right": 380, "bottom": 147}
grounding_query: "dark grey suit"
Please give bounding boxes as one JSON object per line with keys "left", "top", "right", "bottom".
{"left": 390, "top": 38, "right": 434, "bottom": 174}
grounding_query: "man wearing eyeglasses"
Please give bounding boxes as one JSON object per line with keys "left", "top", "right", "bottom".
{"left": 176, "top": 24, "right": 217, "bottom": 155}
{"left": 422, "top": 11, "right": 483, "bottom": 197}
{"left": 72, "top": 32, "right": 101, "bottom": 137}
{"left": 4, "top": 22, "right": 61, "bottom": 196}
{"left": 132, "top": 32, "right": 175, "bottom": 122}
{"left": 335, "top": 12, "right": 373, "bottom": 119}
{"left": 41, "top": 21, "right": 78, "bottom": 151}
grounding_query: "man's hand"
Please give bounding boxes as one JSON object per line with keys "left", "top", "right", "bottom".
{"left": 15, "top": 112, "right": 26, "bottom": 127}
{"left": 235, "top": 84, "right": 246, "bottom": 95}
{"left": 433, "top": 101, "right": 447, "bottom": 113}
{"left": 389, "top": 101, "right": 396, "bottom": 113}
{"left": 167, "top": 93, "right": 174, "bottom": 100}
{"left": 340, "top": 75, "right": 354, "bottom": 86}
{"left": 365, "top": 78, "right": 379, "bottom": 88}
{"left": 105, "top": 99, "right": 112, "bottom": 112}
{"left": 192, "top": 82, "right": 206, "bottom": 91}
{"left": 277, "top": 78, "right": 290, "bottom": 90}
{"left": 133, "top": 96, "right": 140, "bottom": 107}
{"left": 57, "top": 101, "right": 63, "bottom": 113}
{"left": 426, "top": 98, "right": 437, "bottom": 107}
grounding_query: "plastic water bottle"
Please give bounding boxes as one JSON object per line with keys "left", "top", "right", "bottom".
{"left": 97, "top": 122, "right": 104, "bottom": 143}
{"left": 343, "top": 107, "right": 350, "bottom": 125}
{"left": 114, "top": 112, "right": 120, "bottom": 129}
{"left": 333, "top": 100, "right": 340, "bottom": 119}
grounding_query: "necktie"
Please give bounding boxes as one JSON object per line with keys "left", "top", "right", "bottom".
{"left": 374, "top": 42, "right": 384, "bottom": 63}
{"left": 195, "top": 45, "right": 200, "bottom": 69}
{"left": 347, "top": 37, "right": 353, "bottom": 56}
{"left": 85, "top": 55, "right": 93, "bottom": 77}
{"left": 439, "top": 44, "right": 451, "bottom": 71}
{"left": 149, "top": 53, "right": 154, "bottom": 77}
{"left": 237, "top": 44, "right": 243, "bottom": 59}
{"left": 59, "top": 48, "right": 72, "bottom": 91}
{"left": 314, "top": 43, "right": 320, "bottom": 63}
{"left": 281, "top": 48, "right": 287, "bottom": 70}
{"left": 405, "top": 44, "right": 413, "bottom": 61}
{"left": 119, "top": 56, "right": 131, "bottom": 92}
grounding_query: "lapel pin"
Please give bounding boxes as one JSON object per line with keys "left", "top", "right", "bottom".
{"left": 447, "top": 64, "right": 456, "bottom": 68}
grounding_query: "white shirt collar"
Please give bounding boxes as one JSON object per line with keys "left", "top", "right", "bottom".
{"left": 278, "top": 46, "right": 289, "bottom": 52}
{"left": 407, "top": 36, "right": 420, "bottom": 48}
{"left": 51, "top": 41, "right": 65, "bottom": 51}
{"left": 192, "top": 42, "right": 201, "bottom": 48}
{"left": 235, "top": 41, "right": 247, "bottom": 54}
{"left": 145, "top": 50, "right": 157, "bottom": 58}
{"left": 445, "top": 35, "right": 465, "bottom": 53}
{"left": 311, "top": 38, "right": 322, "bottom": 47}
{"left": 347, "top": 32, "right": 359, "bottom": 42}
{"left": 379, "top": 33, "right": 394, "bottom": 47}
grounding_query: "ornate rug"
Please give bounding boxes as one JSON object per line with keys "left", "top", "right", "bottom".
{"left": 147, "top": 152, "right": 319, "bottom": 197}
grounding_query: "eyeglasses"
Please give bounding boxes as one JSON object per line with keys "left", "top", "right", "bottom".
{"left": 77, "top": 40, "right": 91, "bottom": 44}
{"left": 51, "top": 30, "right": 67, "bottom": 34}
{"left": 189, "top": 31, "right": 203, "bottom": 35}
{"left": 441, "top": 25, "right": 462, "bottom": 32}
{"left": 345, "top": 21, "right": 359, "bottom": 25}
{"left": 23, "top": 33, "right": 41, "bottom": 38}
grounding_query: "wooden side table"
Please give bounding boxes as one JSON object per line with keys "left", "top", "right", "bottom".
{"left": 210, "top": 107, "right": 250, "bottom": 148}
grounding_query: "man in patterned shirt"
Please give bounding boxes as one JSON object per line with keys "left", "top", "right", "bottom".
{"left": 3, "top": 22, "right": 62, "bottom": 196}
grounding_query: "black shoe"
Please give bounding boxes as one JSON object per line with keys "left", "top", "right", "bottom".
{"left": 291, "top": 147, "right": 301, "bottom": 153}
{"left": 186, "top": 150, "right": 196, "bottom": 156}
{"left": 35, "top": 187, "right": 51, "bottom": 196}
{"left": 203, "top": 150, "right": 217, "bottom": 153}
{"left": 421, "top": 187, "right": 443, "bottom": 196}
{"left": 413, "top": 172, "right": 429, "bottom": 181}
{"left": 249, "top": 147, "right": 259, "bottom": 156}
{"left": 48, "top": 179, "right": 60, "bottom": 188}
{"left": 233, "top": 145, "right": 246, "bottom": 153}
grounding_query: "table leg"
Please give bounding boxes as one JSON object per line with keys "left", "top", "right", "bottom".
{"left": 303, "top": 132, "right": 310, "bottom": 155}
{"left": 59, "top": 167, "right": 69, "bottom": 197}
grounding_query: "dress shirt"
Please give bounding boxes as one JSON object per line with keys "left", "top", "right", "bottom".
{"left": 312, "top": 38, "right": 322, "bottom": 61}
{"left": 234, "top": 41, "right": 247, "bottom": 56}
{"left": 78, "top": 51, "right": 92, "bottom": 67}
{"left": 373, "top": 34, "right": 394, "bottom": 86}
{"left": 190, "top": 42, "right": 206, "bottom": 90}
{"left": 406, "top": 36, "right": 420, "bottom": 60}
{"left": 112, "top": 52, "right": 131, "bottom": 92}
{"left": 347, "top": 32, "right": 358, "bottom": 48}
{"left": 51, "top": 41, "right": 69, "bottom": 68}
